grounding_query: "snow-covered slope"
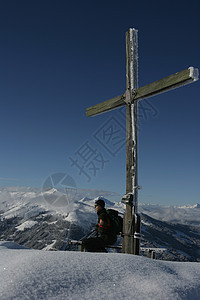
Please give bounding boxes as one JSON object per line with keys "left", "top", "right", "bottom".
{"left": 0, "top": 241, "right": 200, "bottom": 300}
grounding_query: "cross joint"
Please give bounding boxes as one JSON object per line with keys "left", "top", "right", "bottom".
{"left": 123, "top": 88, "right": 137, "bottom": 105}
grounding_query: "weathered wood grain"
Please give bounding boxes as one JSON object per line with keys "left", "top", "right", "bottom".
{"left": 123, "top": 28, "right": 139, "bottom": 254}
{"left": 86, "top": 67, "right": 198, "bottom": 117}
{"left": 134, "top": 67, "right": 197, "bottom": 101}
{"left": 86, "top": 94, "right": 124, "bottom": 117}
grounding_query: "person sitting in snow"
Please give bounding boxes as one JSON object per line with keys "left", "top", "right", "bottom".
{"left": 82, "top": 199, "right": 117, "bottom": 252}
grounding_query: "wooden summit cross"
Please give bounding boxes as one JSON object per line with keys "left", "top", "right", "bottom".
{"left": 86, "top": 28, "right": 199, "bottom": 255}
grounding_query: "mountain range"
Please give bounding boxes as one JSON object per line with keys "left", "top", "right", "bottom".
{"left": 0, "top": 186, "right": 199, "bottom": 262}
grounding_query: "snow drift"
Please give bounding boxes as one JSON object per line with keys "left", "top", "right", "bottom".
{"left": 0, "top": 241, "right": 200, "bottom": 300}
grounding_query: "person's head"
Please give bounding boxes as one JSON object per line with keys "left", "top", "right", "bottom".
{"left": 94, "top": 199, "right": 105, "bottom": 212}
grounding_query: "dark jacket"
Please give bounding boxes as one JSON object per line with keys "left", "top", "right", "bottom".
{"left": 96, "top": 208, "right": 117, "bottom": 245}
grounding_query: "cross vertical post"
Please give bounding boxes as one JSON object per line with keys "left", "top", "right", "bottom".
{"left": 126, "top": 29, "right": 138, "bottom": 199}
{"left": 122, "top": 28, "right": 140, "bottom": 254}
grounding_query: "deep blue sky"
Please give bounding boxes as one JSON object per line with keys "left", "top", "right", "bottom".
{"left": 0, "top": 0, "right": 199, "bottom": 205}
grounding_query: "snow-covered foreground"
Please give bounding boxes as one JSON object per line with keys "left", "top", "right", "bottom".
{"left": 0, "top": 242, "right": 199, "bottom": 300}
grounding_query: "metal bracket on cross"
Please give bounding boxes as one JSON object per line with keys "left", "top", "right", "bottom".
{"left": 123, "top": 89, "right": 137, "bottom": 104}
{"left": 121, "top": 187, "right": 142, "bottom": 205}
{"left": 121, "top": 192, "right": 134, "bottom": 205}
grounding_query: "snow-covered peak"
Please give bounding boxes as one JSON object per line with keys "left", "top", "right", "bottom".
{"left": 193, "top": 203, "right": 200, "bottom": 209}
{"left": 79, "top": 197, "right": 92, "bottom": 203}
{"left": 42, "top": 188, "right": 58, "bottom": 195}
{"left": 178, "top": 203, "right": 200, "bottom": 209}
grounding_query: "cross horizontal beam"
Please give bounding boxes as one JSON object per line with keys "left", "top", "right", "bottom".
{"left": 86, "top": 67, "right": 198, "bottom": 117}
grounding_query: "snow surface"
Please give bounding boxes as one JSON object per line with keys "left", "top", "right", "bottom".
{"left": 0, "top": 241, "right": 200, "bottom": 300}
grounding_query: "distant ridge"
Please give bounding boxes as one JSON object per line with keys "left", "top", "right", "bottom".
{"left": 178, "top": 203, "right": 200, "bottom": 209}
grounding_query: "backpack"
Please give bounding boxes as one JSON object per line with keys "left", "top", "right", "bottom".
{"left": 106, "top": 209, "right": 123, "bottom": 235}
